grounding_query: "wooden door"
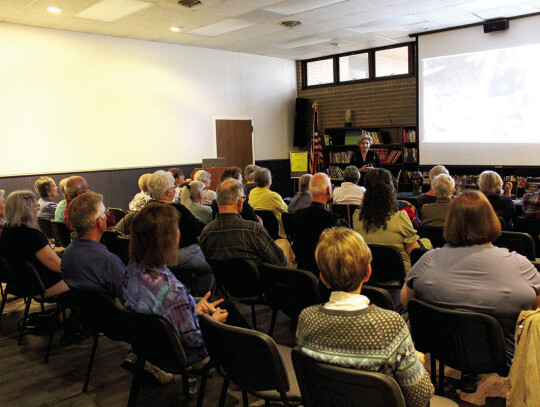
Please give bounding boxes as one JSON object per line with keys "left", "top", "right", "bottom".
{"left": 215, "top": 119, "right": 253, "bottom": 172}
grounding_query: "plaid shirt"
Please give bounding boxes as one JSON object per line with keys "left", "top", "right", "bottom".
{"left": 523, "top": 192, "right": 540, "bottom": 220}
{"left": 200, "top": 213, "right": 286, "bottom": 266}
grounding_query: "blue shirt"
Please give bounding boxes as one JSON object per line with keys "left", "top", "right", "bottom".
{"left": 61, "top": 236, "right": 125, "bottom": 298}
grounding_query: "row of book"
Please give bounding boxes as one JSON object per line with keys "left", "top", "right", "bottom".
{"left": 403, "top": 129, "right": 416, "bottom": 143}
{"left": 328, "top": 150, "right": 354, "bottom": 164}
{"left": 403, "top": 147, "right": 417, "bottom": 163}
{"left": 362, "top": 130, "right": 384, "bottom": 144}
{"left": 371, "top": 148, "right": 402, "bottom": 164}
{"left": 326, "top": 165, "right": 344, "bottom": 180}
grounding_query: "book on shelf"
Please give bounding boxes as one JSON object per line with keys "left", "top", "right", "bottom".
{"left": 404, "top": 147, "right": 417, "bottom": 162}
{"left": 329, "top": 150, "right": 354, "bottom": 164}
{"left": 326, "top": 165, "right": 344, "bottom": 180}
{"left": 403, "top": 129, "right": 416, "bottom": 143}
{"left": 371, "top": 148, "right": 388, "bottom": 163}
{"left": 362, "top": 130, "right": 383, "bottom": 144}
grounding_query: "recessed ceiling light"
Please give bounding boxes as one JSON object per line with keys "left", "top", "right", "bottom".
{"left": 48, "top": 6, "right": 61, "bottom": 13}
{"left": 170, "top": 26, "right": 182, "bottom": 32}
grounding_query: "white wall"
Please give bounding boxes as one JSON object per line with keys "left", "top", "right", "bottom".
{"left": 0, "top": 22, "right": 297, "bottom": 176}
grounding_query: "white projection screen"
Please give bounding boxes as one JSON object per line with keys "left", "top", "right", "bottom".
{"left": 418, "top": 14, "right": 540, "bottom": 166}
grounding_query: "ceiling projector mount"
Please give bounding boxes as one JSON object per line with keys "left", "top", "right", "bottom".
{"left": 178, "top": 0, "right": 201, "bottom": 8}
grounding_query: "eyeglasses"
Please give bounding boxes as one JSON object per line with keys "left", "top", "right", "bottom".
{"left": 95, "top": 209, "right": 109, "bottom": 220}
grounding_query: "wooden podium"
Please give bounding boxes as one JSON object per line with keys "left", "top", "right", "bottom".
{"left": 190, "top": 167, "right": 226, "bottom": 192}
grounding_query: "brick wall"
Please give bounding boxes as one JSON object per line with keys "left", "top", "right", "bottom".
{"left": 296, "top": 61, "right": 417, "bottom": 141}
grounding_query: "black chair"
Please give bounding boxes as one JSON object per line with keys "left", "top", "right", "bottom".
{"left": 199, "top": 314, "right": 301, "bottom": 407}
{"left": 100, "top": 230, "right": 131, "bottom": 265}
{"left": 361, "top": 286, "right": 394, "bottom": 310}
{"left": 0, "top": 254, "right": 21, "bottom": 323}
{"left": 108, "top": 207, "right": 127, "bottom": 224}
{"left": 255, "top": 210, "right": 280, "bottom": 240}
{"left": 291, "top": 346, "right": 406, "bottom": 407}
{"left": 493, "top": 231, "right": 536, "bottom": 261}
{"left": 514, "top": 216, "right": 540, "bottom": 257}
{"left": 38, "top": 218, "right": 56, "bottom": 243}
{"left": 281, "top": 212, "right": 297, "bottom": 243}
{"left": 258, "top": 263, "right": 320, "bottom": 336}
{"left": 410, "top": 247, "right": 430, "bottom": 266}
{"left": 331, "top": 204, "right": 360, "bottom": 227}
{"left": 51, "top": 220, "right": 72, "bottom": 248}
{"left": 407, "top": 298, "right": 508, "bottom": 396}
{"left": 417, "top": 225, "right": 445, "bottom": 248}
{"left": 207, "top": 259, "right": 265, "bottom": 329}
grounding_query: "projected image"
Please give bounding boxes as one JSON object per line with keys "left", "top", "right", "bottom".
{"left": 422, "top": 43, "right": 540, "bottom": 143}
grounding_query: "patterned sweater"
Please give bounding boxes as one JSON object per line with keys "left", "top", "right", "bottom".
{"left": 296, "top": 305, "right": 434, "bottom": 407}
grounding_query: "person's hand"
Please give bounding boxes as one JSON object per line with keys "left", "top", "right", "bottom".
{"left": 256, "top": 215, "right": 263, "bottom": 227}
{"left": 196, "top": 292, "right": 224, "bottom": 315}
{"left": 211, "top": 307, "right": 228, "bottom": 322}
{"left": 416, "top": 351, "right": 425, "bottom": 364}
{"left": 359, "top": 165, "right": 371, "bottom": 172}
{"left": 504, "top": 182, "right": 513, "bottom": 196}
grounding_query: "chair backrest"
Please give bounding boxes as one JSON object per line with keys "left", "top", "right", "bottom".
{"left": 51, "top": 220, "right": 72, "bottom": 248}
{"left": 258, "top": 263, "right": 320, "bottom": 319}
{"left": 255, "top": 210, "right": 280, "bottom": 240}
{"left": 199, "top": 313, "right": 290, "bottom": 394}
{"left": 0, "top": 254, "right": 46, "bottom": 298}
{"left": 514, "top": 216, "right": 540, "bottom": 257}
{"left": 493, "top": 231, "right": 536, "bottom": 261}
{"left": 281, "top": 212, "right": 297, "bottom": 242}
{"left": 0, "top": 254, "right": 18, "bottom": 290}
{"left": 291, "top": 347, "right": 406, "bottom": 407}
{"left": 107, "top": 207, "right": 127, "bottom": 224}
{"left": 416, "top": 226, "right": 445, "bottom": 248}
{"left": 100, "top": 231, "right": 131, "bottom": 265}
{"left": 361, "top": 286, "right": 394, "bottom": 310}
{"left": 366, "top": 244, "right": 405, "bottom": 288}
{"left": 407, "top": 298, "right": 508, "bottom": 376}
{"left": 38, "top": 218, "right": 56, "bottom": 241}
{"left": 331, "top": 204, "right": 359, "bottom": 227}
{"left": 409, "top": 248, "right": 430, "bottom": 266}
{"left": 207, "top": 258, "right": 263, "bottom": 300}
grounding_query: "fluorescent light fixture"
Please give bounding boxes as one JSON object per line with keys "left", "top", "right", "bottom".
{"left": 48, "top": 7, "right": 61, "bottom": 13}
{"left": 170, "top": 26, "right": 182, "bottom": 32}
{"left": 278, "top": 36, "right": 331, "bottom": 49}
{"left": 75, "top": 0, "right": 151, "bottom": 23}
{"left": 265, "top": 0, "right": 345, "bottom": 15}
{"left": 188, "top": 19, "right": 255, "bottom": 37}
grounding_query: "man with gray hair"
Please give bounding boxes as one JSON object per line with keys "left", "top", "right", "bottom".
{"left": 200, "top": 178, "right": 286, "bottom": 266}
{"left": 288, "top": 174, "right": 312, "bottom": 212}
{"left": 420, "top": 174, "right": 455, "bottom": 227}
{"left": 292, "top": 173, "right": 349, "bottom": 272}
{"left": 417, "top": 165, "right": 449, "bottom": 214}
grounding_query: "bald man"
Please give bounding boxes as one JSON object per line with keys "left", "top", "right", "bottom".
{"left": 292, "top": 173, "right": 349, "bottom": 273}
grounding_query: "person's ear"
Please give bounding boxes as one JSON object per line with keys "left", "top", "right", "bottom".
{"left": 363, "top": 264, "right": 372, "bottom": 283}
{"left": 320, "top": 273, "right": 331, "bottom": 288}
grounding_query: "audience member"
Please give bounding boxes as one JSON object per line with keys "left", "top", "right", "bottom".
{"left": 392, "top": 177, "right": 421, "bottom": 228}
{"left": 353, "top": 168, "right": 431, "bottom": 272}
{"left": 248, "top": 167, "right": 288, "bottom": 238}
{"left": 296, "top": 227, "right": 435, "bottom": 407}
{"left": 523, "top": 190, "right": 540, "bottom": 219}
{"left": 0, "top": 190, "right": 68, "bottom": 297}
{"left": 54, "top": 178, "right": 69, "bottom": 222}
{"left": 210, "top": 167, "right": 258, "bottom": 222}
{"left": 128, "top": 173, "right": 152, "bottom": 211}
{"left": 61, "top": 192, "right": 125, "bottom": 298}
{"left": 194, "top": 170, "right": 215, "bottom": 205}
{"left": 243, "top": 164, "right": 258, "bottom": 200}
{"left": 479, "top": 170, "right": 516, "bottom": 229}
{"left": 34, "top": 176, "right": 58, "bottom": 220}
{"left": 417, "top": 165, "right": 449, "bottom": 213}
{"left": 288, "top": 174, "right": 312, "bottom": 212}
{"left": 200, "top": 178, "right": 286, "bottom": 266}
{"left": 168, "top": 168, "right": 185, "bottom": 204}
{"left": 402, "top": 190, "right": 540, "bottom": 368}
{"left": 420, "top": 174, "right": 454, "bottom": 227}
{"left": 292, "top": 173, "right": 348, "bottom": 272}
{"left": 332, "top": 166, "right": 365, "bottom": 205}
{"left": 0, "top": 189, "right": 5, "bottom": 236}
{"left": 181, "top": 181, "right": 213, "bottom": 225}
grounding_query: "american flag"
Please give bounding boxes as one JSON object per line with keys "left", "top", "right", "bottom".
{"left": 309, "top": 101, "right": 323, "bottom": 174}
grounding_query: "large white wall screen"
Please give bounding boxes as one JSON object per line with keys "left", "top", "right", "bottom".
{"left": 418, "top": 14, "right": 540, "bottom": 166}
{"left": 0, "top": 23, "right": 296, "bottom": 176}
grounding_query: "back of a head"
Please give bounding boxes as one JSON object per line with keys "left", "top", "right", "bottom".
{"left": 220, "top": 167, "right": 242, "bottom": 182}
{"left": 65, "top": 176, "right": 87, "bottom": 199}
{"left": 5, "top": 190, "right": 37, "bottom": 228}
{"left": 429, "top": 165, "right": 449, "bottom": 184}
{"left": 253, "top": 167, "right": 271, "bottom": 188}
{"left": 364, "top": 168, "right": 394, "bottom": 191}
{"left": 138, "top": 173, "right": 151, "bottom": 192}
{"left": 216, "top": 178, "right": 243, "bottom": 206}
{"left": 34, "top": 176, "right": 54, "bottom": 198}
{"left": 168, "top": 168, "right": 183, "bottom": 180}
{"left": 433, "top": 174, "right": 455, "bottom": 199}
{"left": 343, "top": 166, "right": 360, "bottom": 184}
{"left": 299, "top": 174, "right": 312, "bottom": 192}
{"left": 147, "top": 170, "right": 175, "bottom": 200}
{"left": 444, "top": 190, "right": 501, "bottom": 246}
{"left": 58, "top": 178, "right": 69, "bottom": 197}
{"left": 181, "top": 180, "right": 205, "bottom": 206}
{"left": 315, "top": 227, "right": 372, "bottom": 292}
{"left": 309, "top": 173, "right": 330, "bottom": 197}
{"left": 68, "top": 191, "right": 103, "bottom": 237}
{"left": 478, "top": 170, "right": 502, "bottom": 196}
{"left": 194, "top": 170, "right": 210, "bottom": 182}
{"left": 130, "top": 202, "right": 179, "bottom": 267}
{"left": 244, "top": 164, "right": 258, "bottom": 182}
{"left": 359, "top": 168, "right": 397, "bottom": 233}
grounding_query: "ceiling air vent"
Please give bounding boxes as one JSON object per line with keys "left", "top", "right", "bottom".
{"left": 178, "top": 0, "right": 201, "bottom": 8}
{"left": 280, "top": 20, "right": 301, "bottom": 28}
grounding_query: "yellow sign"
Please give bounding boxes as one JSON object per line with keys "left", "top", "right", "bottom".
{"left": 290, "top": 151, "right": 308, "bottom": 176}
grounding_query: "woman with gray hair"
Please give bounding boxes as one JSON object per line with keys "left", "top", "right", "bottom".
{"left": 194, "top": 170, "right": 216, "bottom": 205}
{"left": 479, "top": 170, "right": 515, "bottom": 229}
{"left": 0, "top": 190, "right": 68, "bottom": 297}
{"left": 420, "top": 174, "right": 455, "bottom": 227}
{"left": 350, "top": 134, "right": 381, "bottom": 183}
{"left": 34, "top": 176, "right": 58, "bottom": 220}
{"left": 288, "top": 174, "right": 312, "bottom": 212}
{"left": 180, "top": 181, "right": 213, "bottom": 225}
{"left": 332, "top": 165, "right": 366, "bottom": 205}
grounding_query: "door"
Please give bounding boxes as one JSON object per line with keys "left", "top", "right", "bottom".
{"left": 215, "top": 119, "right": 254, "bottom": 172}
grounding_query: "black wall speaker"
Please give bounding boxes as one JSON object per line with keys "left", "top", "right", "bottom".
{"left": 293, "top": 98, "right": 309, "bottom": 146}
{"left": 483, "top": 19, "right": 509, "bottom": 33}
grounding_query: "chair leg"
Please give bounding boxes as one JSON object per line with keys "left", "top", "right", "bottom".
{"left": 181, "top": 372, "right": 191, "bottom": 401}
{"left": 438, "top": 361, "right": 445, "bottom": 396}
{"left": 268, "top": 309, "right": 278, "bottom": 337}
{"left": 18, "top": 297, "right": 32, "bottom": 345}
{"left": 218, "top": 376, "right": 230, "bottom": 407}
{"left": 251, "top": 304, "right": 257, "bottom": 330}
{"left": 83, "top": 331, "right": 100, "bottom": 392}
{"left": 242, "top": 391, "right": 249, "bottom": 407}
{"left": 430, "top": 356, "right": 437, "bottom": 390}
{"left": 44, "top": 303, "right": 61, "bottom": 363}
{"left": 196, "top": 365, "right": 211, "bottom": 407}
{"left": 128, "top": 353, "right": 146, "bottom": 407}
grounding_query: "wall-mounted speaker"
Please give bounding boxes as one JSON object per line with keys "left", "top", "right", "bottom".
{"left": 483, "top": 19, "right": 509, "bottom": 33}
{"left": 293, "top": 98, "right": 309, "bottom": 146}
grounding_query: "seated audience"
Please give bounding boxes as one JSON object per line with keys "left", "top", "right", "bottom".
{"left": 479, "top": 170, "right": 515, "bottom": 229}
{"left": 288, "top": 174, "right": 312, "bottom": 212}
{"left": 128, "top": 173, "right": 152, "bottom": 211}
{"left": 332, "top": 165, "right": 365, "bottom": 205}
{"left": 210, "top": 167, "right": 258, "bottom": 222}
{"left": 200, "top": 178, "right": 286, "bottom": 266}
{"left": 353, "top": 168, "right": 431, "bottom": 272}
{"left": 168, "top": 168, "right": 186, "bottom": 204}
{"left": 420, "top": 174, "right": 454, "bottom": 227}
{"left": 243, "top": 164, "right": 258, "bottom": 200}
{"left": 54, "top": 178, "right": 69, "bottom": 222}
{"left": 402, "top": 190, "right": 540, "bottom": 367}
{"left": 392, "top": 177, "right": 421, "bottom": 228}
{"left": 0, "top": 189, "right": 5, "bottom": 236}
{"left": 523, "top": 190, "right": 540, "bottom": 219}
{"left": 61, "top": 192, "right": 125, "bottom": 298}
{"left": 34, "top": 176, "right": 58, "bottom": 220}
{"left": 296, "top": 227, "right": 434, "bottom": 407}
{"left": 194, "top": 170, "right": 215, "bottom": 205}
{"left": 0, "top": 190, "right": 68, "bottom": 297}
{"left": 248, "top": 167, "right": 288, "bottom": 238}
{"left": 293, "top": 173, "right": 348, "bottom": 272}
{"left": 181, "top": 181, "right": 213, "bottom": 225}
{"left": 417, "top": 165, "right": 449, "bottom": 213}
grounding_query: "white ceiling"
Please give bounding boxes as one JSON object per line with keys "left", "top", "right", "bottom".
{"left": 1, "top": 0, "right": 540, "bottom": 60}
